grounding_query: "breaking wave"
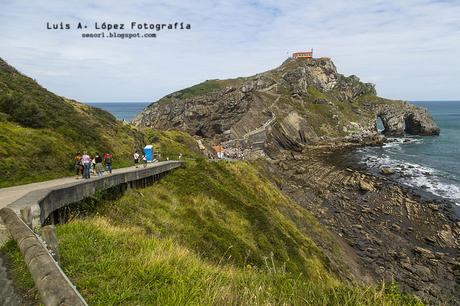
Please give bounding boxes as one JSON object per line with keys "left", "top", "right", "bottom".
{"left": 356, "top": 137, "right": 460, "bottom": 206}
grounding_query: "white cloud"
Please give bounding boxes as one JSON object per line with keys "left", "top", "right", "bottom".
{"left": 0, "top": 0, "right": 459, "bottom": 102}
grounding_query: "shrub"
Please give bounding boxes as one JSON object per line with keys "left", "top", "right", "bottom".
{"left": 0, "top": 93, "right": 46, "bottom": 128}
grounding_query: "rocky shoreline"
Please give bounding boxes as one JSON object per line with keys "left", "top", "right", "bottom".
{"left": 338, "top": 145, "right": 460, "bottom": 218}
{"left": 259, "top": 144, "right": 460, "bottom": 304}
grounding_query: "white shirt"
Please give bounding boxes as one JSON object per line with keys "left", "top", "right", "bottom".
{"left": 134, "top": 153, "right": 140, "bottom": 160}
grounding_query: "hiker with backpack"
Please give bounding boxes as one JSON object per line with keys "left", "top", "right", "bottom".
{"left": 104, "top": 151, "right": 113, "bottom": 174}
{"left": 94, "top": 153, "right": 103, "bottom": 177}
{"left": 142, "top": 154, "right": 147, "bottom": 168}
{"left": 74, "top": 152, "right": 82, "bottom": 179}
{"left": 89, "top": 155, "right": 95, "bottom": 175}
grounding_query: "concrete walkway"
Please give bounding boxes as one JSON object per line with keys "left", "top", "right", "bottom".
{"left": 0, "top": 163, "right": 174, "bottom": 245}
{"left": 0, "top": 166, "right": 152, "bottom": 210}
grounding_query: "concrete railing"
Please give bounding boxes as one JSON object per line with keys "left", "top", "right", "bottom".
{"left": 0, "top": 161, "right": 183, "bottom": 306}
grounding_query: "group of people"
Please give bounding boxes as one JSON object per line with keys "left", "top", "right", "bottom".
{"left": 75, "top": 149, "right": 173, "bottom": 179}
{"left": 74, "top": 151, "right": 113, "bottom": 179}
{"left": 133, "top": 150, "right": 149, "bottom": 168}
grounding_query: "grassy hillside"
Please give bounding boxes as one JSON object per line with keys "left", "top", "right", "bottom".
{"left": 56, "top": 161, "right": 422, "bottom": 304}
{"left": 0, "top": 58, "right": 145, "bottom": 187}
{"left": 2, "top": 132, "right": 422, "bottom": 305}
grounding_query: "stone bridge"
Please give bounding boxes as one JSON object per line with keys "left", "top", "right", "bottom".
{"left": 0, "top": 161, "right": 183, "bottom": 306}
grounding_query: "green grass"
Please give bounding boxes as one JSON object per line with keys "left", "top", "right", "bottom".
{"left": 156, "top": 77, "right": 247, "bottom": 103}
{"left": 0, "top": 159, "right": 421, "bottom": 305}
{"left": 1, "top": 58, "right": 423, "bottom": 305}
{"left": 176, "top": 80, "right": 222, "bottom": 99}
{"left": 0, "top": 58, "right": 146, "bottom": 187}
{"left": 307, "top": 86, "right": 328, "bottom": 101}
{"left": 54, "top": 217, "right": 421, "bottom": 305}
{"left": 0, "top": 120, "right": 144, "bottom": 187}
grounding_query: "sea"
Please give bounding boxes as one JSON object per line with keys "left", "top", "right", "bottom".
{"left": 87, "top": 102, "right": 149, "bottom": 122}
{"left": 352, "top": 101, "right": 460, "bottom": 206}
{"left": 87, "top": 101, "right": 460, "bottom": 206}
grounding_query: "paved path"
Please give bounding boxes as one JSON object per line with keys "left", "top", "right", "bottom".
{"left": 0, "top": 166, "right": 150, "bottom": 210}
{"left": 232, "top": 86, "right": 281, "bottom": 143}
{"left": 0, "top": 163, "right": 173, "bottom": 245}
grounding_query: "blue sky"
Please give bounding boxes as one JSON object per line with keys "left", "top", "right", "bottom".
{"left": 0, "top": 0, "right": 459, "bottom": 102}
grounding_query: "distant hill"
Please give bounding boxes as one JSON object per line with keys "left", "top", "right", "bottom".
{"left": 0, "top": 58, "right": 144, "bottom": 187}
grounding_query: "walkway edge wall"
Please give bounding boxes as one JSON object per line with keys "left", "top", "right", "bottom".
{"left": 0, "top": 161, "right": 183, "bottom": 306}
{"left": 0, "top": 208, "right": 87, "bottom": 306}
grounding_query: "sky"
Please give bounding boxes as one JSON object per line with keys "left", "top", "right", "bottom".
{"left": 0, "top": 0, "right": 459, "bottom": 102}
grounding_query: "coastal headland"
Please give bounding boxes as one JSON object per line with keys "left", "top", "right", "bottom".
{"left": 1, "top": 55, "right": 458, "bottom": 305}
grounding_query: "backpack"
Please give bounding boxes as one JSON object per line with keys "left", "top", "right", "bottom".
{"left": 105, "top": 155, "right": 112, "bottom": 164}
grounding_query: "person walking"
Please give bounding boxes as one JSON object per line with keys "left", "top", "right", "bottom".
{"left": 104, "top": 151, "right": 113, "bottom": 174}
{"left": 91, "top": 156, "right": 96, "bottom": 175}
{"left": 74, "top": 152, "right": 82, "bottom": 179}
{"left": 133, "top": 150, "right": 140, "bottom": 168}
{"left": 95, "top": 153, "right": 103, "bottom": 177}
{"left": 81, "top": 151, "right": 91, "bottom": 179}
{"left": 142, "top": 154, "right": 147, "bottom": 168}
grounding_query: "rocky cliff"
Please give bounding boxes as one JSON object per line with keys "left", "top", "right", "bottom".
{"left": 133, "top": 57, "right": 439, "bottom": 155}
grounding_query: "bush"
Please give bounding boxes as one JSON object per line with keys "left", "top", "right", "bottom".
{"left": 0, "top": 93, "right": 46, "bottom": 128}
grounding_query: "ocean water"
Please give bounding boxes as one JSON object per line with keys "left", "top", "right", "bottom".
{"left": 354, "top": 101, "right": 460, "bottom": 205}
{"left": 86, "top": 102, "right": 149, "bottom": 122}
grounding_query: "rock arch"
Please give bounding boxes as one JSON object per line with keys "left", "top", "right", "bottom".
{"left": 404, "top": 113, "right": 423, "bottom": 135}
{"left": 375, "top": 104, "right": 439, "bottom": 136}
{"left": 375, "top": 114, "right": 388, "bottom": 134}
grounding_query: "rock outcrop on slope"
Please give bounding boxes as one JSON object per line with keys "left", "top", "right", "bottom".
{"left": 376, "top": 103, "right": 440, "bottom": 136}
{"left": 133, "top": 57, "right": 439, "bottom": 155}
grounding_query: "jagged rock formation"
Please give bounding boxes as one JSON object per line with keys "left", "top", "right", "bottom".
{"left": 376, "top": 103, "right": 441, "bottom": 136}
{"left": 134, "top": 57, "right": 439, "bottom": 155}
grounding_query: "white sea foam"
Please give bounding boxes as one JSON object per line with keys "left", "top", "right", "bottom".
{"left": 382, "top": 137, "right": 423, "bottom": 148}
{"left": 358, "top": 143, "right": 460, "bottom": 206}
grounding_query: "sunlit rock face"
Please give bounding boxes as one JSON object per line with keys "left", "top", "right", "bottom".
{"left": 376, "top": 103, "right": 440, "bottom": 136}
{"left": 134, "top": 57, "right": 439, "bottom": 154}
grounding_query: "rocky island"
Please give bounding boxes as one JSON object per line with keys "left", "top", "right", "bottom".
{"left": 133, "top": 57, "right": 439, "bottom": 157}
{"left": 134, "top": 57, "right": 459, "bottom": 304}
